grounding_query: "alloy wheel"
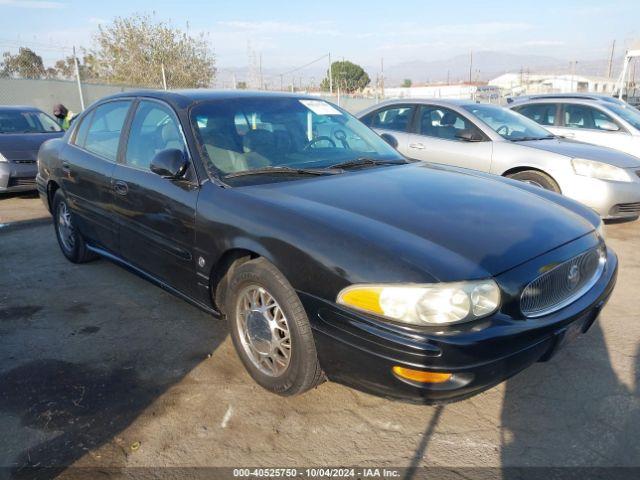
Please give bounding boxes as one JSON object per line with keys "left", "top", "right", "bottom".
{"left": 236, "top": 284, "right": 292, "bottom": 377}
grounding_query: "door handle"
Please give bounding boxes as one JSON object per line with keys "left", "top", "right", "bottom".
{"left": 113, "top": 180, "right": 129, "bottom": 196}
{"left": 62, "top": 161, "right": 71, "bottom": 173}
{"left": 563, "top": 132, "right": 575, "bottom": 138}
{"left": 409, "top": 143, "right": 425, "bottom": 149}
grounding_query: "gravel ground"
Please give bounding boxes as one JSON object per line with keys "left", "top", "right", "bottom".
{"left": 0, "top": 197, "right": 638, "bottom": 479}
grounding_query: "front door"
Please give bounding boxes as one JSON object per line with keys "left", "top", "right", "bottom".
{"left": 60, "top": 100, "right": 133, "bottom": 252}
{"left": 111, "top": 99, "right": 200, "bottom": 295}
{"left": 407, "top": 105, "right": 493, "bottom": 172}
{"left": 556, "top": 103, "right": 634, "bottom": 153}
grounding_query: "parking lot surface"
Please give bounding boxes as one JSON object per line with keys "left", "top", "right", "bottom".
{"left": 0, "top": 198, "right": 639, "bottom": 478}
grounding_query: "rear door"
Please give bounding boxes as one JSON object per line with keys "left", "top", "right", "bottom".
{"left": 361, "top": 104, "right": 414, "bottom": 156}
{"left": 60, "top": 100, "right": 133, "bottom": 252}
{"left": 407, "top": 105, "right": 493, "bottom": 172}
{"left": 111, "top": 99, "right": 200, "bottom": 295}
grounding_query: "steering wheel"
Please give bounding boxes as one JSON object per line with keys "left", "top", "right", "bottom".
{"left": 303, "top": 136, "right": 336, "bottom": 150}
{"left": 334, "top": 129, "right": 350, "bottom": 149}
{"left": 496, "top": 125, "right": 511, "bottom": 136}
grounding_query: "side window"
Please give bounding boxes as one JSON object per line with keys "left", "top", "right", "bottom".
{"left": 125, "top": 101, "right": 186, "bottom": 171}
{"left": 563, "top": 104, "right": 620, "bottom": 131}
{"left": 82, "top": 101, "right": 132, "bottom": 161}
{"left": 515, "top": 104, "right": 556, "bottom": 126}
{"left": 72, "top": 111, "right": 94, "bottom": 147}
{"left": 370, "top": 106, "right": 414, "bottom": 132}
{"left": 418, "top": 106, "right": 479, "bottom": 141}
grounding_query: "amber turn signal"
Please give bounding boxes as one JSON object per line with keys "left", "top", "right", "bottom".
{"left": 392, "top": 366, "right": 452, "bottom": 384}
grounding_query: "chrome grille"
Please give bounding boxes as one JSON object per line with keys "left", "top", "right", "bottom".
{"left": 521, "top": 246, "right": 606, "bottom": 317}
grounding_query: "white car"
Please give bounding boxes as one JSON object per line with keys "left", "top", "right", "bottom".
{"left": 508, "top": 94, "right": 640, "bottom": 158}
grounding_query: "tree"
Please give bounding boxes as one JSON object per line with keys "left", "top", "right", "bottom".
{"left": 0, "top": 47, "right": 45, "bottom": 79}
{"left": 320, "top": 60, "right": 370, "bottom": 93}
{"left": 236, "top": 81, "right": 247, "bottom": 89}
{"left": 53, "top": 51, "right": 100, "bottom": 81}
{"left": 402, "top": 78, "right": 412, "bottom": 88}
{"left": 93, "top": 13, "right": 216, "bottom": 88}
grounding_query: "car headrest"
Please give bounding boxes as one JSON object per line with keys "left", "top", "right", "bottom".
{"left": 243, "top": 129, "right": 276, "bottom": 156}
{"left": 161, "top": 123, "right": 180, "bottom": 145}
{"left": 441, "top": 111, "right": 458, "bottom": 126}
{"left": 568, "top": 110, "right": 584, "bottom": 125}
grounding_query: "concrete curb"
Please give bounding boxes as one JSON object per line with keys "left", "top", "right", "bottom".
{"left": 0, "top": 217, "right": 51, "bottom": 232}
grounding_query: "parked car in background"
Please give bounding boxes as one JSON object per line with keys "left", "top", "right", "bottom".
{"left": 37, "top": 90, "right": 616, "bottom": 403}
{"left": 508, "top": 94, "right": 640, "bottom": 158}
{"left": 358, "top": 99, "right": 640, "bottom": 220}
{"left": 0, "top": 106, "right": 64, "bottom": 193}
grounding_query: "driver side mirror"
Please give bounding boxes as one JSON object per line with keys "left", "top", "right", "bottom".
{"left": 455, "top": 129, "right": 484, "bottom": 142}
{"left": 380, "top": 133, "right": 398, "bottom": 149}
{"left": 150, "top": 148, "right": 189, "bottom": 179}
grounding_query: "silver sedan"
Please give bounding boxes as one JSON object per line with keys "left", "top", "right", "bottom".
{"left": 358, "top": 99, "right": 640, "bottom": 220}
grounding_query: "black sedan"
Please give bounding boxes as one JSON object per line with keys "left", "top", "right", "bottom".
{"left": 0, "top": 106, "right": 63, "bottom": 193}
{"left": 36, "top": 90, "right": 617, "bottom": 403}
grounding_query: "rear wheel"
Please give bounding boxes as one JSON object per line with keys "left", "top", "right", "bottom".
{"left": 223, "top": 257, "right": 324, "bottom": 396}
{"left": 52, "top": 190, "right": 97, "bottom": 263}
{"left": 507, "top": 170, "right": 561, "bottom": 193}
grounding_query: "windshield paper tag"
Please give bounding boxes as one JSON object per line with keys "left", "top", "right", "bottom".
{"left": 299, "top": 100, "right": 342, "bottom": 115}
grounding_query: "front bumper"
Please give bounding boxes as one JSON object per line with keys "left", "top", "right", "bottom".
{"left": 558, "top": 169, "right": 640, "bottom": 220}
{"left": 301, "top": 246, "right": 618, "bottom": 403}
{"left": 0, "top": 161, "right": 38, "bottom": 193}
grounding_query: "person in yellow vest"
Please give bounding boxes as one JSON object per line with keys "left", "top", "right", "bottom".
{"left": 53, "top": 104, "right": 75, "bottom": 130}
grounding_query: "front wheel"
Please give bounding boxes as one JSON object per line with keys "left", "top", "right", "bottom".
{"left": 223, "top": 257, "right": 324, "bottom": 396}
{"left": 507, "top": 170, "right": 561, "bottom": 193}
{"left": 52, "top": 190, "right": 97, "bottom": 263}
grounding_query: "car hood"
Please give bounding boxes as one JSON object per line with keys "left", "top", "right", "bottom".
{"left": 0, "top": 132, "right": 63, "bottom": 160}
{"left": 239, "top": 163, "right": 595, "bottom": 280}
{"left": 514, "top": 137, "right": 640, "bottom": 168}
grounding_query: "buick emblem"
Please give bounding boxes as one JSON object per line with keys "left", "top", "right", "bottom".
{"left": 567, "top": 265, "right": 580, "bottom": 290}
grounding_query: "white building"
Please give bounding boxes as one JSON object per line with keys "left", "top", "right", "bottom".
{"left": 489, "top": 73, "right": 617, "bottom": 96}
{"left": 381, "top": 84, "right": 501, "bottom": 102}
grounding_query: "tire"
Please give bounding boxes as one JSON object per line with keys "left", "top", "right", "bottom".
{"left": 507, "top": 170, "right": 561, "bottom": 193}
{"left": 223, "top": 257, "right": 324, "bottom": 396}
{"left": 52, "top": 190, "right": 97, "bottom": 263}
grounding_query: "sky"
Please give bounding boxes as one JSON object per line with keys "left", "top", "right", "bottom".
{"left": 0, "top": 0, "right": 639, "bottom": 73}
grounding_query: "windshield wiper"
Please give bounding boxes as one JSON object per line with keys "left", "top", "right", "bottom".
{"left": 327, "top": 157, "right": 408, "bottom": 169}
{"left": 224, "top": 165, "right": 340, "bottom": 179}
{"left": 510, "top": 135, "right": 555, "bottom": 142}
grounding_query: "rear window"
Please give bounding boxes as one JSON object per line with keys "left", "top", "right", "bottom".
{"left": 75, "top": 101, "right": 131, "bottom": 162}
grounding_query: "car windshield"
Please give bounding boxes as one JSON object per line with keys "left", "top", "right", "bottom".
{"left": 0, "top": 109, "right": 62, "bottom": 134}
{"left": 606, "top": 103, "right": 640, "bottom": 130}
{"left": 463, "top": 103, "right": 553, "bottom": 141}
{"left": 190, "top": 97, "right": 404, "bottom": 178}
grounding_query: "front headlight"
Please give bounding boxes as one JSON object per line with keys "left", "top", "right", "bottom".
{"left": 336, "top": 280, "right": 501, "bottom": 326}
{"left": 0, "top": 152, "right": 8, "bottom": 163}
{"left": 571, "top": 158, "right": 632, "bottom": 182}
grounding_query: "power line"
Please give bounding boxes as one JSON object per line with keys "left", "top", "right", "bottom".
{"left": 277, "top": 53, "right": 330, "bottom": 78}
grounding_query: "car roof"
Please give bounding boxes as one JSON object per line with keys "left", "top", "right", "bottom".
{"left": 507, "top": 93, "right": 624, "bottom": 106}
{"left": 0, "top": 105, "right": 43, "bottom": 112}
{"left": 95, "top": 89, "right": 321, "bottom": 109}
{"left": 357, "top": 98, "right": 481, "bottom": 115}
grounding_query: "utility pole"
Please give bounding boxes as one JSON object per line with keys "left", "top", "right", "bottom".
{"left": 259, "top": 53, "right": 263, "bottom": 90}
{"left": 328, "top": 52, "right": 333, "bottom": 95}
{"left": 161, "top": 62, "right": 168, "bottom": 91}
{"left": 73, "top": 46, "right": 85, "bottom": 111}
{"left": 607, "top": 40, "right": 616, "bottom": 78}
{"left": 468, "top": 50, "right": 473, "bottom": 84}
{"left": 380, "top": 57, "right": 385, "bottom": 99}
